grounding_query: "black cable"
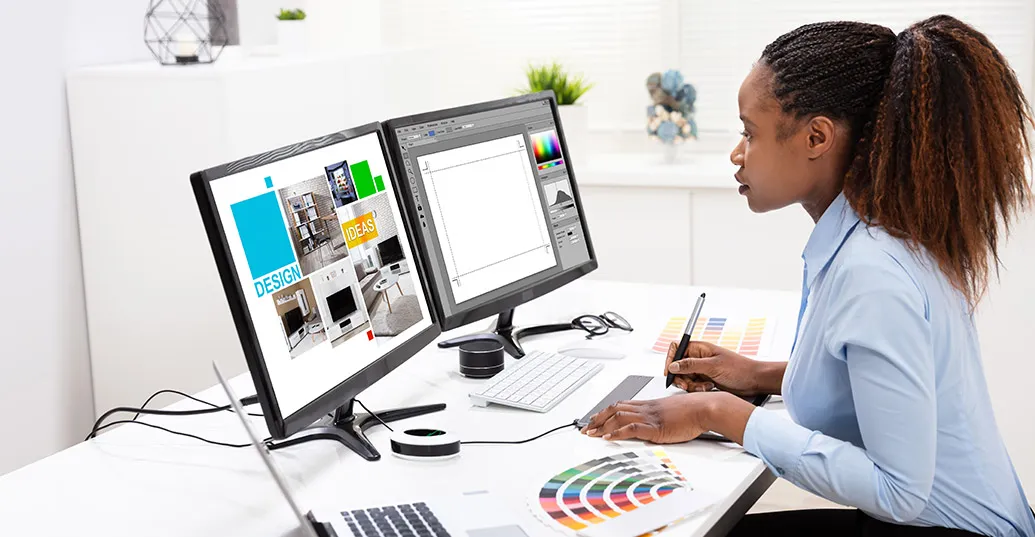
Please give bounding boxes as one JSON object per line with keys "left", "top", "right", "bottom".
{"left": 131, "top": 389, "right": 263, "bottom": 420}
{"left": 90, "top": 420, "right": 251, "bottom": 449}
{"left": 133, "top": 389, "right": 221, "bottom": 420}
{"left": 461, "top": 420, "right": 579, "bottom": 445}
{"left": 87, "top": 391, "right": 263, "bottom": 441}
{"left": 354, "top": 398, "right": 393, "bottom": 432}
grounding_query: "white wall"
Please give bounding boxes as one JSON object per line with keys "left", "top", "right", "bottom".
{"left": 0, "top": 0, "right": 151, "bottom": 476}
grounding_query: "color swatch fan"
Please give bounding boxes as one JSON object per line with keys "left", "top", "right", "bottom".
{"left": 652, "top": 315, "right": 776, "bottom": 358}
{"left": 532, "top": 449, "right": 715, "bottom": 537}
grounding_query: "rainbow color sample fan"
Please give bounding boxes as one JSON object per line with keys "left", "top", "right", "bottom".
{"left": 533, "top": 449, "right": 710, "bottom": 536}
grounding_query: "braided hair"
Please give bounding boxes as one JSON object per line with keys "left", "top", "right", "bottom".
{"left": 761, "top": 15, "right": 1033, "bottom": 306}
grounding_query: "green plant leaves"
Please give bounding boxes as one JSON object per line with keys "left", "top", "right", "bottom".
{"left": 277, "top": 8, "right": 306, "bottom": 20}
{"left": 518, "top": 62, "right": 593, "bottom": 105}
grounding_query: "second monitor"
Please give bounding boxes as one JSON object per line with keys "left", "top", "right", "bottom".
{"left": 385, "top": 92, "right": 597, "bottom": 357}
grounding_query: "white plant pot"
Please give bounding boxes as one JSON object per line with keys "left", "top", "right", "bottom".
{"left": 277, "top": 20, "right": 309, "bottom": 55}
{"left": 557, "top": 104, "right": 588, "bottom": 167}
{"left": 237, "top": 0, "right": 278, "bottom": 55}
{"left": 663, "top": 143, "right": 680, "bottom": 164}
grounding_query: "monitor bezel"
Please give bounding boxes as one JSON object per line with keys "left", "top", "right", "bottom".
{"left": 384, "top": 91, "right": 598, "bottom": 331}
{"left": 190, "top": 122, "right": 441, "bottom": 439}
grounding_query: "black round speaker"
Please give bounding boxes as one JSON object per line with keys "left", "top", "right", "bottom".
{"left": 458, "top": 340, "right": 505, "bottom": 378}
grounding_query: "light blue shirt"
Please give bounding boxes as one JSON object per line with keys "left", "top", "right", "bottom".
{"left": 743, "top": 193, "right": 1035, "bottom": 536}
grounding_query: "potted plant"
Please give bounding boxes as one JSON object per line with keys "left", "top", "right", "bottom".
{"left": 276, "top": 8, "right": 307, "bottom": 55}
{"left": 519, "top": 62, "right": 593, "bottom": 164}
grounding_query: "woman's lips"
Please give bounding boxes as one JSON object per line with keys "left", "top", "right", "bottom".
{"left": 735, "top": 173, "right": 749, "bottom": 194}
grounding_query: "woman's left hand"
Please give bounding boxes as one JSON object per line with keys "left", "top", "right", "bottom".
{"left": 580, "top": 393, "right": 717, "bottom": 443}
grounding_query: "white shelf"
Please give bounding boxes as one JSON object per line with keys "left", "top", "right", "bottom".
{"left": 578, "top": 151, "right": 739, "bottom": 190}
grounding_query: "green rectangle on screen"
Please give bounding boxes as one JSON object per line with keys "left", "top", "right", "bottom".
{"left": 351, "top": 161, "right": 376, "bottom": 199}
{"left": 374, "top": 175, "right": 385, "bottom": 192}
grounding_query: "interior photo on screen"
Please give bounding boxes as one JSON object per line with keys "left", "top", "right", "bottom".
{"left": 337, "top": 192, "right": 420, "bottom": 337}
{"left": 277, "top": 177, "right": 349, "bottom": 275}
{"left": 270, "top": 276, "right": 326, "bottom": 358}
{"left": 309, "top": 259, "right": 372, "bottom": 348}
{"left": 325, "top": 161, "right": 358, "bottom": 208}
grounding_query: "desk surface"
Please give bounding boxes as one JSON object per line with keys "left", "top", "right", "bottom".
{"left": 0, "top": 280, "right": 797, "bottom": 537}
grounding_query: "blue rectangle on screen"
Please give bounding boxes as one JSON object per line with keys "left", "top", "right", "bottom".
{"left": 230, "top": 192, "right": 296, "bottom": 280}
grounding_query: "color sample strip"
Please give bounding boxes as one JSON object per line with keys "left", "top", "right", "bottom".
{"left": 653, "top": 315, "right": 771, "bottom": 358}
{"left": 538, "top": 159, "right": 565, "bottom": 171}
{"left": 739, "top": 317, "right": 766, "bottom": 357}
{"left": 651, "top": 316, "right": 687, "bottom": 353}
{"left": 350, "top": 160, "right": 377, "bottom": 199}
{"left": 374, "top": 175, "right": 385, "bottom": 192}
{"left": 535, "top": 450, "right": 689, "bottom": 534}
{"left": 531, "top": 129, "right": 563, "bottom": 164}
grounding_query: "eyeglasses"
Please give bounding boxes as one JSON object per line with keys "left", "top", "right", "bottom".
{"left": 571, "top": 311, "right": 633, "bottom": 339}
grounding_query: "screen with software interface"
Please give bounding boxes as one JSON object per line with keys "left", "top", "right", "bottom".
{"left": 209, "top": 132, "right": 432, "bottom": 416}
{"left": 390, "top": 99, "right": 592, "bottom": 318}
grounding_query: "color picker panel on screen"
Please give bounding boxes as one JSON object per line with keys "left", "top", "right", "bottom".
{"left": 531, "top": 130, "right": 562, "bottom": 165}
{"left": 651, "top": 316, "right": 773, "bottom": 358}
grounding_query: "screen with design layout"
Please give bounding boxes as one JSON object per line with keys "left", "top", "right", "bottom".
{"left": 208, "top": 132, "right": 432, "bottom": 416}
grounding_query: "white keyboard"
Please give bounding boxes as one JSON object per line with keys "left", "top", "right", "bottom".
{"left": 469, "top": 350, "right": 603, "bottom": 412}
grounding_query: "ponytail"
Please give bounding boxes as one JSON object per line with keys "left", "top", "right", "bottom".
{"left": 763, "top": 15, "right": 1033, "bottom": 306}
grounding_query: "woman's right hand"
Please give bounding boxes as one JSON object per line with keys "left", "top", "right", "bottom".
{"left": 664, "top": 340, "right": 775, "bottom": 396}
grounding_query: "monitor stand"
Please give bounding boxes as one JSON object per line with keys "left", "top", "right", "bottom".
{"left": 437, "top": 308, "right": 575, "bottom": 358}
{"left": 267, "top": 399, "right": 445, "bottom": 461}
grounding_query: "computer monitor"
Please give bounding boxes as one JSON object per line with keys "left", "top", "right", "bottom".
{"left": 191, "top": 123, "right": 445, "bottom": 460}
{"left": 385, "top": 91, "right": 597, "bottom": 357}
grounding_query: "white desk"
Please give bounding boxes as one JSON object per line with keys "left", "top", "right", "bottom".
{"left": 0, "top": 280, "right": 797, "bottom": 536}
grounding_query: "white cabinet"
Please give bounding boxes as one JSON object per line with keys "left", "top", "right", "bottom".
{"left": 577, "top": 152, "right": 813, "bottom": 292}
{"left": 691, "top": 190, "right": 813, "bottom": 291}
{"left": 578, "top": 187, "right": 692, "bottom": 285}
{"left": 67, "top": 51, "right": 402, "bottom": 416}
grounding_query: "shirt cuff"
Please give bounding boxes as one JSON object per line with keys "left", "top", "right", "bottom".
{"left": 742, "top": 407, "right": 815, "bottom": 479}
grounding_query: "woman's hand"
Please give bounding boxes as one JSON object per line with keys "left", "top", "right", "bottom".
{"left": 581, "top": 393, "right": 717, "bottom": 443}
{"left": 580, "top": 392, "right": 755, "bottom": 445}
{"left": 665, "top": 341, "right": 783, "bottom": 396}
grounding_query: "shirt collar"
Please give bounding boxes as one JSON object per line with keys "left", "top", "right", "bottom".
{"left": 802, "top": 192, "right": 861, "bottom": 289}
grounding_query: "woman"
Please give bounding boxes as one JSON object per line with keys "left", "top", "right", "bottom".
{"left": 582, "top": 15, "right": 1035, "bottom": 536}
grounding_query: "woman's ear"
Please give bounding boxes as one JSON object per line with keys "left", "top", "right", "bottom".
{"left": 806, "top": 116, "right": 837, "bottom": 160}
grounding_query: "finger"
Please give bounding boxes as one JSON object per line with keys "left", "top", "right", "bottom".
{"left": 595, "top": 410, "right": 640, "bottom": 437}
{"left": 664, "top": 341, "right": 679, "bottom": 376}
{"left": 582, "top": 402, "right": 642, "bottom": 434}
{"left": 668, "top": 356, "right": 717, "bottom": 376}
{"left": 689, "top": 381, "right": 715, "bottom": 392}
{"left": 684, "top": 340, "right": 718, "bottom": 358}
{"left": 582, "top": 404, "right": 617, "bottom": 434}
{"left": 603, "top": 422, "right": 658, "bottom": 442}
{"left": 589, "top": 409, "right": 645, "bottom": 437}
{"left": 675, "top": 377, "right": 714, "bottom": 393}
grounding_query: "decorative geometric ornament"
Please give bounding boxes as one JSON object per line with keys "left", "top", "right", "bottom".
{"left": 144, "top": 0, "right": 228, "bottom": 65}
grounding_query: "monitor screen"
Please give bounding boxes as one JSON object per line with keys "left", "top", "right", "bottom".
{"left": 202, "top": 129, "right": 434, "bottom": 417}
{"left": 283, "top": 307, "right": 304, "bottom": 334}
{"left": 378, "top": 235, "right": 404, "bottom": 265}
{"left": 326, "top": 287, "right": 357, "bottom": 323}
{"left": 387, "top": 96, "right": 593, "bottom": 323}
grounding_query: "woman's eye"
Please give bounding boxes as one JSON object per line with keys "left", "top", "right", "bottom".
{"left": 740, "top": 131, "right": 752, "bottom": 141}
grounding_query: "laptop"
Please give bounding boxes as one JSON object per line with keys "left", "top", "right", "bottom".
{"left": 212, "top": 361, "right": 530, "bottom": 537}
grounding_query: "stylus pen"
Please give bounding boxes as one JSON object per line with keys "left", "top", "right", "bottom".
{"left": 666, "top": 292, "right": 706, "bottom": 388}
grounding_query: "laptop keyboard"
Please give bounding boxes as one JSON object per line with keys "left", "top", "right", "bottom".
{"left": 340, "top": 502, "right": 450, "bottom": 537}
